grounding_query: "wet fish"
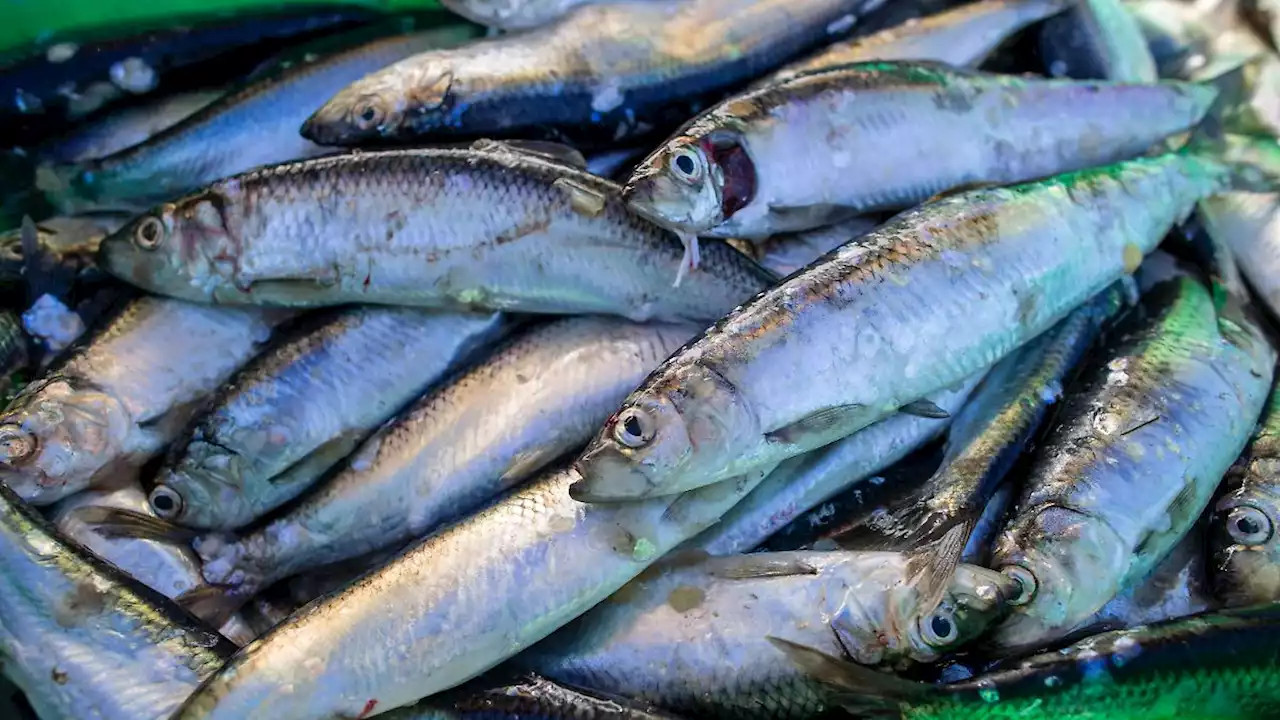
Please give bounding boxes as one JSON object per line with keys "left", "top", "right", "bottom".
{"left": 168, "top": 317, "right": 697, "bottom": 608}
{"left": 152, "top": 308, "right": 508, "bottom": 531}
{"left": 572, "top": 144, "right": 1276, "bottom": 503}
{"left": 386, "top": 674, "right": 685, "bottom": 720}
{"left": 302, "top": 0, "right": 884, "bottom": 148}
{"left": 730, "top": 217, "right": 879, "bottom": 277}
{"left": 38, "top": 24, "right": 478, "bottom": 213}
{"left": 97, "top": 145, "right": 775, "bottom": 318}
{"left": 1209, "top": 375, "right": 1280, "bottom": 606}
{"left": 690, "top": 376, "right": 978, "bottom": 555}
{"left": 1039, "top": 0, "right": 1158, "bottom": 81}
{"left": 0, "top": 296, "right": 279, "bottom": 504}
{"left": 625, "top": 61, "right": 1215, "bottom": 240}
{"left": 439, "top": 0, "right": 650, "bottom": 30}
{"left": 525, "top": 551, "right": 1013, "bottom": 719}
{"left": 1090, "top": 522, "right": 1214, "bottom": 628}
{"left": 169, "top": 463, "right": 775, "bottom": 719}
{"left": 0, "top": 482, "right": 234, "bottom": 720}
{"left": 49, "top": 478, "right": 255, "bottom": 645}
{"left": 37, "top": 89, "right": 222, "bottom": 165}
{"left": 988, "top": 270, "right": 1275, "bottom": 651}
{"left": 772, "top": 603, "right": 1280, "bottom": 719}
{"left": 769, "top": 0, "right": 1071, "bottom": 83}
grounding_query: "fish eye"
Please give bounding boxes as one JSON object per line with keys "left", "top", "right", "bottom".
{"left": 1226, "top": 505, "right": 1273, "bottom": 545}
{"left": 921, "top": 606, "right": 959, "bottom": 647}
{"left": 134, "top": 216, "right": 165, "bottom": 251}
{"left": 1001, "top": 565, "right": 1038, "bottom": 606}
{"left": 352, "top": 99, "right": 385, "bottom": 131}
{"left": 149, "top": 485, "right": 184, "bottom": 520}
{"left": 670, "top": 147, "right": 704, "bottom": 184}
{"left": 613, "top": 407, "right": 654, "bottom": 449}
{"left": 0, "top": 424, "right": 36, "bottom": 464}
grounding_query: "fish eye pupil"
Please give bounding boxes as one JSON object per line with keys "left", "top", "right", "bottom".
{"left": 624, "top": 414, "right": 643, "bottom": 439}
{"left": 1238, "top": 515, "right": 1261, "bottom": 535}
{"left": 153, "top": 494, "right": 174, "bottom": 511}
{"left": 930, "top": 615, "right": 953, "bottom": 639}
{"left": 674, "top": 153, "right": 696, "bottom": 176}
{"left": 361, "top": 106, "right": 377, "bottom": 122}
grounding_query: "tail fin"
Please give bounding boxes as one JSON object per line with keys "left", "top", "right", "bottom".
{"left": 177, "top": 585, "right": 247, "bottom": 629}
{"left": 77, "top": 506, "right": 200, "bottom": 544}
{"left": 766, "top": 637, "right": 930, "bottom": 715}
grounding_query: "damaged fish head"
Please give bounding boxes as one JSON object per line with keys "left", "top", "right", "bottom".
{"left": 988, "top": 505, "right": 1129, "bottom": 651}
{"left": 572, "top": 362, "right": 757, "bottom": 501}
{"left": 625, "top": 129, "right": 753, "bottom": 236}
{"left": 303, "top": 60, "right": 455, "bottom": 146}
{"left": 0, "top": 377, "right": 132, "bottom": 504}
{"left": 1210, "top": 473, "right": 1280, "bottom": 607}
{"left": 99, "top": 197, "right": 240, "bottom": 303}
{"left": 150, "top": 444, "right": 241, "bottom": 527}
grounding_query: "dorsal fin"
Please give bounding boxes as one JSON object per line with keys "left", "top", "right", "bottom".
{"left": 471, "top": 139, "right": 587, "bottom": 169}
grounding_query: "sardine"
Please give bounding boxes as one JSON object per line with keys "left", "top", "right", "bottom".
{"left": 0, "top": 296, "right": 278, "bottom": 504}
{"left": 989, "top": 271, "right": 1275, "bottom": 651}
{"left": 152, "top": 308, "right": 508, "bottom": 530}
{"left": 769, "top": 0, "right": 1071, "bottom": 84}
{"left": 49, "top": 478, "right": 255, "bottom": 645}
{"left": 37, "top": 89, "right": 222, "bottom": 165}
{"left": 732, "top": 217, "right": 879, "bottom": 277}
{"left": 625, "top": 61, "right": 1215, "bottom": 240}
{"left": 524, "top": 551, "right": 1012, "bottom": 719}
{"left": 1091, "top": 522, "right": 1214, "bottom": 628}
{"left": 97, "top": 145, "right": 775, "bottom": 319}
{"left": 38, "top": 24, "right": 478, "bottom": 213}
{"left": 571, "top": 144, "right": 1274, "bottom": 503}
{"left": 170, "top": 463, "right": 775, "bottom": 719}
{"left": 385, "top": 674, "right": 685, "bottom": 720}
{"left": 440, "top": 0, "right": 651, "bottom": 30}
{"left": 1039, "top": 0, "right": 1158, "bottom": 81}
{"left": 0, "top": 482, "right": 234, "bottom": 720}
{"left": 302, "top": 0, "right": 885, "bottom": 148}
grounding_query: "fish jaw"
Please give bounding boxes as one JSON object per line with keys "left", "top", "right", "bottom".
{"left": 1210, "top": 469, "right": 1280, "bottom": 606}
{"left": 0, "top": 378, "right": 133, "bottom": 504}
{"left": 302, "top": 59, "right": 453, "bottom": 146}
{"left": 624, "top": 140, "right": 726, "bottom": 237}
{"left": 988, "top": 505, "right": 1129, "bottom": 650}
{"left": 152, "top": 459, "right": 236, "bottom": 530}
{"left": 99, "top": 206, "right": 228, "bottom": 303}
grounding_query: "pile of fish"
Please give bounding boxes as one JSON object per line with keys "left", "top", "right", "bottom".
{"left": 3, "top": 0, "right": 1280, "bottom": 717}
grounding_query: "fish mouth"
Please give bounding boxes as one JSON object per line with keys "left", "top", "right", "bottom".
{"left": 570, "top": 446, "right": 664, "bottom": 502}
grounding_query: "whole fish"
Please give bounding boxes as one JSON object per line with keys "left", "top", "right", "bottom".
{"left": 571, "top": 144, "right": 1275, "bottom": 503}
{"left": 439, "top": 0, "right": 649, "bottom": 29}
{"left": 769, "top": 0, "right": 1071, "bottom": 84}
{"left": 731, "top": 217, "right": 879, "bottom": 277}
{"left": 772, "top": 603, "right": 1280, "bottom": 719}
{"left": 301, "top": 0, "right": 883, "bottom": 148}
{"left": 625, "top": 61, "right": 1215, "bottom": 240}
{"left": 0, "top": 296, "right": 278, "bottom": 504}
{"left": 524, "top": 551, "right": 1013, "bottom": 719}
{"left": 690, "top": 376, "right": 979, "bottom": 555}
{"left": 988, "top": 271, "right": 1275, "bottom": 651}
{"left": 49, "top": 478, "right": 256, "bottom": 645}
{"left": 0, "top": 482, "right": 235, "bottom": 720}
{"left": 151, "top": 308, "right": 507, "bottom": 530}
{"left": 385, "top": 674, "right": 685, "bottom": 720}
{"left": 1039, "top": 0, "right": 1158, "bottom": 81}
{"left": 37, "top": 89, "right": 222, "bottom": 165}
{"left": 1209, "top": 377, "right": 1280, "bottom": 606}
{"left": 148, "top": 317, "right": 696, "bottom": 609}
{"left": 97, "top": 145, "right": 775, "bottom": 318}
{"left": 38, "top": 24, "right": 478, "bottom": 213}
{"left": 1090, "top": 522, "right": 1213, "bottom": 629}
{"left": 834, "top": 284, "right": 1128, "bottom": 591}
{"left": 170, "top": 463, "right": 775, "bottom": 719}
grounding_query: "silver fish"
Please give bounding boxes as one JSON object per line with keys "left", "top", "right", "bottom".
{"left": 0, "top": 297, "right": 279, "bottom": 504}
{"left": 152, "top": 308, "right": 508, "bottom": 530}
{"left": 524, "top": 551, "right": 1012, "bottom": 718}
{"left": 384, "top": 674, "right": 685, "bottom": 720}
{"left": 37, "top": 89, "right": 222, "bottom": 165}
{"left": 1090, "top": 522, "right": 1214, "bottom": 628}
{"left": 439, "top": 0, "right": 654, "bottom": 30}
{"left": 170, "top": 463, "right": 775, "bottom": 719}
{"left": 0, "top": 482, "right": 234, "bottom": 720}
{"left": 731, "top": 217, "right": 879, "bottom": 277}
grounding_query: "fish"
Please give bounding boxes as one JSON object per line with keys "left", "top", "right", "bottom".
{"left": 988, "top": 269, "right": 1275, "bottom": 651}
{"left": 689, "top": 375, "right": 979, "bottom": 555}
{"left": 37, "top": 89, "right": 222, "bottom": 165}
{"left": 768, "top": 0, "right": 1072, "bottom": 84}
{"left": 0, "top": 482, "right": 235, "bottom": 720}
{"left": 49, "top": 478, "right": 256, "bottom": 645}
{"left": 1127, "top": 0, "right": 1214, "bottom": 78}
{"left": 729, "top": 217, "right": 880, "bottom": 277}
{"left": 301, "top": 0, "right": 885, "bottom": 149}
{"left": 96, "top": 144, "right": 775, "bottom": 318}
{"left": 0, "top": 310, "right": 30, "bottom": 392}
{"left": 136, "top": 317, "right": 696, "bottom": 610}
{"left": 524, "top": 551, "right": 1013, "bottom": 719}
{"left": 571, "top": 142, "right": 1277, "bottom": 503}
{"left": 833, "top": 283, "right": 1129, "bottom": 597}
{"left": 0, "top": 296, "right": 279, "bottom": 504}
{"left": 151, "top": 307, "right": 508, "bottom": 531}
{"left": 624, "top": 61, "right": 1216, "bottom": 240}
{"left": 0, "top": 213, "right": 130, "bottom": 290}
{"left": 168, "top": 463, "right": 775, "bottom": 719}
{"left": 439, "top": 0, "right": 650, "bottom": 30}
{"left": 1038, "top": 0, "right": 1158, "bottom": 81}
{"left": 37, "top": 23, "right": 478, "bottom": 213}
{"left": 1209, "top": 375, "right": 1280, "bottom": 607}
{"left": 1090, "top": 522, "right": 1214, "bottom": 629}
{"left": 384, "top": 674, "right": 686, "bottom": 719}
{"left": 771, "top": 603, "right": 1280, "bottom": 719}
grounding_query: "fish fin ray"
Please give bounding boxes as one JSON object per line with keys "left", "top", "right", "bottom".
{"left": 766, "top": 636, "right": 927, "bottom": 708}
{"left": 899, "top": 399, "right": 951, "bottom": 419}
{"left": 78, "top": 506, "right": 198, "bottom": 543}
{"left": 765, "top": 404, "right": 870, "bottom": 446}
{"left": 177, "top": 586, "right": 244, "bottom": 628}
{"left": 711, "top": 556, "right": 819, "bottom": 579}
{"left": 472, "top": 139, "right": 587, "bottom": 169}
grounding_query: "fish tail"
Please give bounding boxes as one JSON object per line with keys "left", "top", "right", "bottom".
{"left": 78, "top": 506, "right": 200, "bottom": 544}
{"left": 177, "top": 586, "right": 248, "bottom": 629}
{"left": 766, "top": 637, "right": 929, "bottom": 715}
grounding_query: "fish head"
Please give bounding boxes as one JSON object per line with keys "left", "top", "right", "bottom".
{"left": 624, "top": 129, "right": 754, "bottom": 236}
{"left": 571, "top": 362, "right": 757, "bottom": 501}
{"left": 0, "top": 377, "right": 132, "bottom": 504}
{"left": 1209, "top": 466, "right": 1280, "bottom": 606}
{"left": 885, "top": 563, "right": 1014, "bottom": 665}
{"left": 303, "top": 60, "right": 455, "bottom": 146}
{"left": 151, "top": 443, "right": 245, "bottom": 529}
{"left": 100, "top": 197, "right": 244, "bottom": 303}
{"left": 986, "top": 505, "right": 1129, "bottom": 651}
